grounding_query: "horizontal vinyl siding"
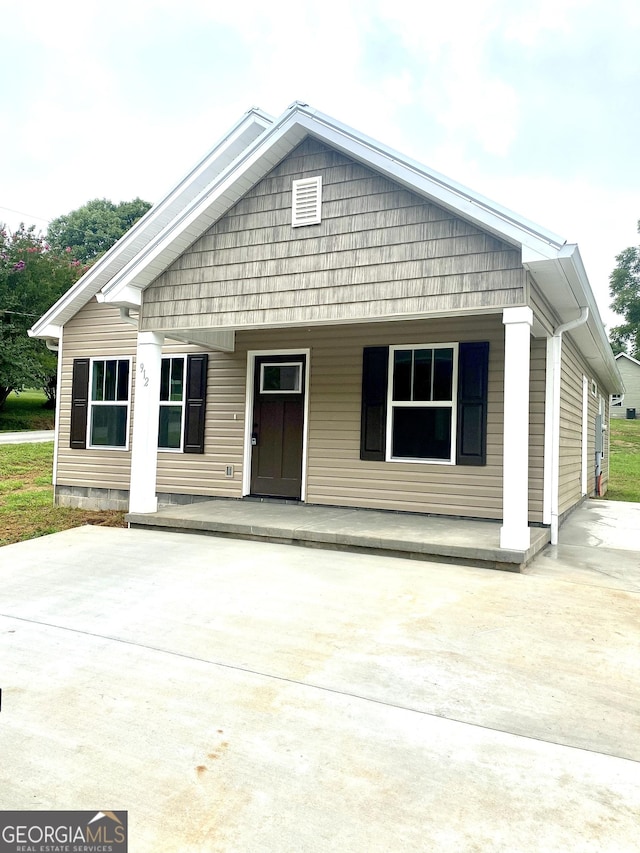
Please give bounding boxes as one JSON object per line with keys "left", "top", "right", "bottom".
{"left": 528, "top": 337, "right": 547, "bottom": 520}
{"left": 58, "top": 301, "right": 207, "bottom": 495}
{"left": 588, "top": 382, "right": 600, "bottom": 497}
{"left": 141, "top": 138, "right": 527, "bottom": 331}
{"left": 558, "top": 335, "right": 597, "bottom": 515}
{"left": 601, "top": 396, "right": 610, "bottom": 493}
{"left": 156, "top": 357, "right": 245, "bottom": 497}
{"left": 236, "top": 315, "right": 544, "bottom": 523}
{"left": 59, "top": 306, "right": 546, "bottom": 522}
{"left": 58, "top": 300, "right": 137, "bottom": 490}
{"left": 529, "top": 279, "right": 560, "bottom": 333}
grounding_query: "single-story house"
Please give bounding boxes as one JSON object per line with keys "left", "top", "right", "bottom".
{"left": 611, "top": 352, "right": 640, "bottom": 418}
{"left": 31, "top": 101, "right": 622, "bottom": 552}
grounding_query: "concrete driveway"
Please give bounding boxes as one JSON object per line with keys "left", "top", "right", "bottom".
{"left": 0, "top": 501, "right": 639, "bottom": 852}
{"left": 0, "top": 430, "right": 55, "bottom": 444}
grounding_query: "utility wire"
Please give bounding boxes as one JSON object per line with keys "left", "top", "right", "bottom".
{"left": 0, "top": 205, "right": 51, "bottom": 224}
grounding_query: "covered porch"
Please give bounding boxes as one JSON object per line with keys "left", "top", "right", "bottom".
{"left": 126, "top": 498, "right": 550, "bottom": 572}
{"left": 128, "top": 306, "right": 540, "bottom": 555}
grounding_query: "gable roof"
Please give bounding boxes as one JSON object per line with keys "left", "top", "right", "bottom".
{"left": 30, "top": 101, "right": 621, "bottom": 391}
{"left": 615, "top": 351, "right": 640, "bottom": 367}
{"left": 30, "top": 106, "right": 274, "bottom": 338}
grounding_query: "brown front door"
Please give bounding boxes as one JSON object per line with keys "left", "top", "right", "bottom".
{"left": 250, "top": 355, "right": 306, "bottom": 499}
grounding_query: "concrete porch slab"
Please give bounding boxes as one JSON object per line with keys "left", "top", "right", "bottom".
{"left": 127, "top": 499, "right": 549, "bottom": 571}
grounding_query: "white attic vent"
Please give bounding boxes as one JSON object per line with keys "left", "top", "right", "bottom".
{"left": 292, "top": 176, "right": 322, "bottom": 227}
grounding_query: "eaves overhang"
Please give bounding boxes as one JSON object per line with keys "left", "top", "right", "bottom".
{"left": 27, "top": 322, "right": 62, "bottom": 344}
{"left": 524, "top": 245, "right": 622, "bottom": 394}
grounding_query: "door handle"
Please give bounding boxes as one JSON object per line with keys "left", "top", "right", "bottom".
{"left": 251, "top": 433, "right": 258, "bottom": 446}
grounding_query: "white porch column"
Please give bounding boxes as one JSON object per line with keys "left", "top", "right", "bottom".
{"left": 500, "top": 307, "right": 533, "bottom": 551}
{"left": 129, "top": 331, "right": 164, "bottom": 513}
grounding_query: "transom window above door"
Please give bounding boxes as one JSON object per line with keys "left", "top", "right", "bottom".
{"left": 260, "top": 362, "right": 303, "bottom": 394}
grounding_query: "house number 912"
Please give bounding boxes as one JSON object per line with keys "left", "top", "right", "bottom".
{"left": 139, "top": 362, "right": 150, "bottom": 387}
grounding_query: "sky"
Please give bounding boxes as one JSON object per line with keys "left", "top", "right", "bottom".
{"left": 2, "top": 0, "right": 639, "bottom": 330}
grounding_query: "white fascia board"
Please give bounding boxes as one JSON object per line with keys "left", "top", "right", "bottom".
{"left": 292, "top": 107, "right": 566, "bottom": 259}
{"left": 141, "top": 107, "right": 274, "bottom": 236}
{"left": 95, "top": 283, "right": 141, "bottom": 308}
{"left": 27, "top": 322, "right": 62, "bottom": 341}
{"left": 526, "top": 245, "right": 622, "bottom": 393}
{"left": 615, "top": 351, "right": 640, "bottom": 367}
{"left": 101, "top": 115, "right": 308, "bottom": 302}
{"left": 29, "top": 108, "right": 274, "bottom": 338}
{"left": 556, "top": 245, "right": 616, "bottom": 361}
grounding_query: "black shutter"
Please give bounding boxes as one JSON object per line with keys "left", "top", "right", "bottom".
{"left": 70, "top": 358, "right": 89, "bottom": 449}
{"left": 360, "top": 346, "right": 389, "bottom": 461}
{"left": 184, "top": 353, "right": 208, "bottom": 453}
{"left": 456, "top": 341, "right": 489, "bottom": 466}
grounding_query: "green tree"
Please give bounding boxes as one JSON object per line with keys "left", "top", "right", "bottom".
{"left": 609, "top": 220, "right": 640, "bottom": 359}
{"left": 0, "top": 225, "right": 87, "bottom": 408}
{"left": 46, "top": 197, "right": 151, "bottom": 262}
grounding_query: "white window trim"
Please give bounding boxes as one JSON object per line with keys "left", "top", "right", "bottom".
{"left": 611, "top": 393, "right": 624, "bottom": 407}
{"left": 591, "top": 379, "right": 598, "bottom": 398}
{"left": 259, "top": 361, "right": 303, "bottom": 394}
{"left": 292, "top": 176, "right": 322, "bottom": 227}
{"left": 87, "top": 356, "right": 132, "bottom": 451}
{"left": 385, "top": 343, "right": 459, "bottom": 465}
{"left": 158, "top": 354, "right": 187, "bottom": 453}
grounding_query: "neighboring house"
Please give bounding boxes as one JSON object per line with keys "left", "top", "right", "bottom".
{"left": 30, "top": 101, "right": 622, "bottom": 552}
{"left": 611, "top": 352, "right": 640, "bottom": 418}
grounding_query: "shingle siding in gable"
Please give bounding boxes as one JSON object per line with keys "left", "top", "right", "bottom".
{"left": 140, "top": 138, "right": 527, "bottom": 333}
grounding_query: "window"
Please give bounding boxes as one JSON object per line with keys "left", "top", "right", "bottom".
{"left": 159, "top": 356, "right": 186, "bottom": 450}
{"left": 70, "top": 353, "right": 208, "bottom": 454}
{"left": 292, "top": 176, "right": 322, "bottom": 227}
{"left": 611, "top": 393, "right": 623, "bottom": 407}
{"left": 260, "top": 362, "right": 303, "bottom": 394}
{"left": 159, "top": 353, "right": 208, "bottom": 453}
{"left": 88, "top": 358, "right": 131, "bottom": 448}
{"left": 591, "top": 380, "right": 598, "bottom": 397}
{"left": 360, "top": 342, "right": 489, "bottom": 466}
{"left": 387, "top": 345, "right": 457, "bottom": 462}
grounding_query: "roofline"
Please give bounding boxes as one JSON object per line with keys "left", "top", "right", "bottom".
{"left": 294, "top": 104, "right": 567, "bottom": 256}
{"left": 526, "top": 244, "right": 622, "bottom": 392}
{"left": 615, "top": 351, "right": 640, "bottom": 367}
{"left": 100, "top": 102, "right": 570, "bottom": 305}
{"left": 29, "top": 107, "right": 274, "bottom": 340}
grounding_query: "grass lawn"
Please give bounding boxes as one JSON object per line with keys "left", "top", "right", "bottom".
{"left": 606, "top": 419, "right": 640, "bottom": 503}
{"left": 0, "top": 443, "right": 126, "bottom": 547}
{"left": 0, "top": 389, "right": 55, "bottom": 432}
